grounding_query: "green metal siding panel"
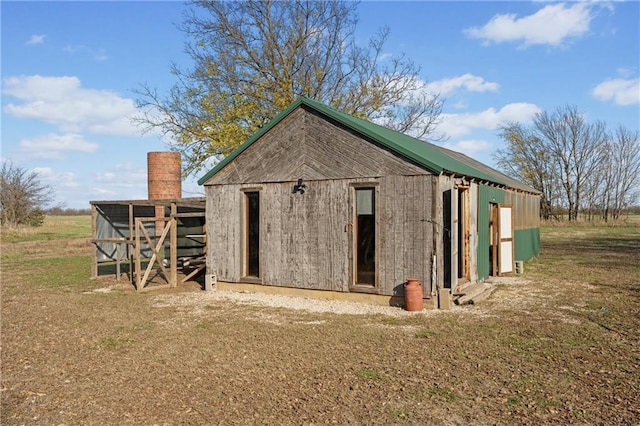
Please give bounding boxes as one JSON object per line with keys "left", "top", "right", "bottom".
{"left": 477, "top": 185, "right": 505, "bottom": 281}
{"left": 514, "top": 228, "right": 540, "bottom": 262}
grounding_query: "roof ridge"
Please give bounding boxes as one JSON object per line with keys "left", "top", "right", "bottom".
{"left": 199, "top": 96, "right": 540, "bottom": 194}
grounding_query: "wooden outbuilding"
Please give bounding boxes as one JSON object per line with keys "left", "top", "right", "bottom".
{"left": 90, "top": 152, "right": 208, "bottom": 292}
{"left": 90, "top": 198, "right": 206, "bottom": 291}
{"left": 198, "top": 97, "right": 540, "bottom": 307}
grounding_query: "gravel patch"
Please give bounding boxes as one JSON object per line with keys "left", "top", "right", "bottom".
{"left": 151, "top": 288, "right": 470, "bottom": 317}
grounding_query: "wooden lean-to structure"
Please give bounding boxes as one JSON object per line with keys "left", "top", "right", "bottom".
{"left": 90, "top": 153, "right": 206, "bottom": 291}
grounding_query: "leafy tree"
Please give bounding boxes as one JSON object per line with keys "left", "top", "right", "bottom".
{"left": 0, "top": 162, "right": 55, "bottom": 228}
{"left": 135, "top": 0, "right": 443, "bottom": 175}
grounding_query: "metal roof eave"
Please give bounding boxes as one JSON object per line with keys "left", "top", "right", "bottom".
{"left": 198, "top": 96, "right": 540, "bottom": 194}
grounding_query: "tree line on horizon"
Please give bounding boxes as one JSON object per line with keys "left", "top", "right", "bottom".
{"left": 3, "top": 1, "right": 638, "bottom": 228}
{"left": 496, "top": 105, "right": 640, "bottom": 222}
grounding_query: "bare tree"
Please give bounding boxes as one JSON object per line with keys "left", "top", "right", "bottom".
{"left": 596, "top": 136, "right": 617, "bottom": 221}
{"left": 495, "top": 122, "right": 560, "bottom": 220}
{"left": 495, "top": 106, "right": 633, "bottom": 222}
{"left": 534, "top": 106, "right": 607, "bottom": 221}
{"left": 607, "top": 126, "right": 640, "bottom": 220}
{"left": 0, "top": 162, "right": 55, "bottom": 228}
{"left": 135, "top": 0, "right": 443, "bottom": 175}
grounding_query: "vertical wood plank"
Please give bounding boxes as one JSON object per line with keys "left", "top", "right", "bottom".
{"left": 381, "top": 176, "right": 403, "bottom": 295}
{"left": 338, "top": 180, "right": 350, "bottom": 291}
{"left": 303, "top": 183, "right": 318, "bottom": 289}
{"left": 135, "top": 218, "right": 141, "bottom": 291}
{"left": 206, "top": 186, "right": 216, "bottom": 280}
{"left": 129, "top": 203, "right": 134, "bottom": 285}
{"left": 385, "top": 175, "right": 399, "bottom": 293}
{"left": 170, "top": 203, "right": 177, "bottom": 287}
{"left": 263, "top": 183, "right": 278, "bottom": 286}
{"left": 231, "top": 186, "right": 241, "bottom": 281}
{"left": 91, "top": 204, "right": 98, "bottom": 279}
{"left": 432, "top": 175, "right": 443, "bottom": 292}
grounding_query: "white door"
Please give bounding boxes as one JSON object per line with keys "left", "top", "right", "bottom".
{"left": 497, "top": 205, "right": 514, "bottom": 276}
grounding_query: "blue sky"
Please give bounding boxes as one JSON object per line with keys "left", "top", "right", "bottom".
{"left": 2, "top": 1, "right": 639, "bottom": 209}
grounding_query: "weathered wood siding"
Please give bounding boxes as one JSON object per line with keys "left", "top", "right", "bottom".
{"left": 378, "top": 175, "right": 436, "bottom": 297}
{"left": 435, "top": 174, "right": 454, "bottom": 291}
{"left": 204, "top": 106, "right": 428, "bottom": 186}
{"left": 204, "top": 103, "right": 442, "bottom": 296}
{"left": 206, "top": 174, "right": 436, "bottom": 296}
{"left": 469, "top": 183, "right": 479, "bottom": 282}
{"left": 206, "top": 184, "right": 242, "bottom": 281}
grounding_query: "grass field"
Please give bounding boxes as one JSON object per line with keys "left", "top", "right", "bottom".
{"left": 0, "top": 215, "right": 92, "bottom": 243}
{"left": 1, "top": 216, "right": 639, "bottom": 424}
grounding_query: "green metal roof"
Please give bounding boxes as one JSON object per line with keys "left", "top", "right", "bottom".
{"left": 198, "top": 96, "right": 539, "bottom": 193}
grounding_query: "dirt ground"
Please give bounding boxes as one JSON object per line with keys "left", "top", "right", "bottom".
{"left": 1, "top": 231, "right": 639, "bottom": 425}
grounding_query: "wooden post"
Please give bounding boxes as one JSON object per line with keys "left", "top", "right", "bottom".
{"left": 115, "top": 242, "right": 121, "bottom": 281}
{"left": 170, "top": 202, "right": 177, "bottom": 287}
{"left": 128, "top": 203, "right": 134, "bottom": 238}
{"left": 129, "top": 203, "right": 134, "bottom": 285}
{"left": 135, "top": 218, "right": 142, "bottom": 291}
{"left": 91, "top": 204, "right": 98, "bottom": 279}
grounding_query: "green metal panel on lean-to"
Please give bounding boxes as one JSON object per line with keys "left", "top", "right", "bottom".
{"left": 477, "top": 185, "right": 505, "bottom": 281}
{"left": 477, "top": 186, "right": 541, "bottom": 280}
{"left": 514, "top": 228, "right": 540, "bottom": 262}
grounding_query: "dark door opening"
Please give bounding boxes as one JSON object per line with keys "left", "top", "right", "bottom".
{"left": 442, "top": 190, "right": 452, "bottom": 289}
{"left": 245, "top": 191, "right": 260, "bottom": 278}
{"left": 355, "top": 188, "right": 375, "bottom": 286}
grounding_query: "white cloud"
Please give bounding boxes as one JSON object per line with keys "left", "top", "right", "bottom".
{"left": 92, "top": 187, "right": 118, "bottom": 198}
{"left": 592, "top": 77, "right": 640, "bottom": 106}
{"left": 616, "top": 67, "right": 635, "bottom": 79}
{"left": 32, "top": 167, "right": 79, "bottom": 188}
{"left": 427, "top": 74, "right": 500, "bottom": 96}
{"left": 380, "top": 74, "right": 497, "bottom": 101}
{"left": 25, "top": 34, "right": 46, "bottom": 45}
{"left": 2, "top": 75, "right": 143, "bottom": 136}
{"left": 443, "top": 139, "right": 493, "bottom": 156}
{"left": 439, "top": 103, "right": 541, "bottom": 138}
{"left": 95, "top": 163, "right": 147, "bottom": 186}
{"left": 20, "top": 133, "right": 99, "bottom": 160}
{"left": 451, "top": 100, "right": 468, "bottom": 110}
{"left": 465, "top": 2, "right": 596, "bottom": 48}
{"left": 91, "top": 163, "right": 148, "bottom": 202}
{"left": 64, "top": 44, "right": 108, "bottom": 61}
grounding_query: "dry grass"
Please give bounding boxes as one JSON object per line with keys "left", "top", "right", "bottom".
{"left": 0, "top": 215, "right": 91, "bottom": 243}
{"left": 1, "top": 216, "right": 639, "bottom": 424}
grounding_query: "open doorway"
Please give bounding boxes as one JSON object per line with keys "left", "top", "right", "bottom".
{"left": 457, "top": 186, "right": 470, "bottom": 282}
{"left": 490, "top": 203, "right": 514, "bottom": 276}
{"left": 442, "top": 189, "right": 452, "bottom": 289}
